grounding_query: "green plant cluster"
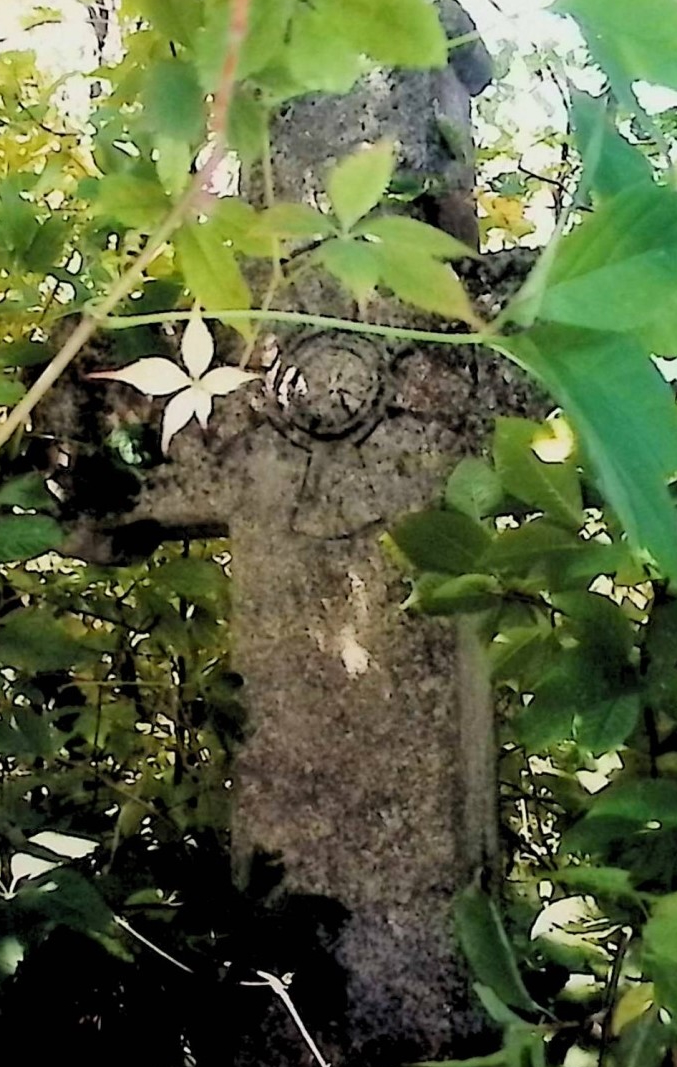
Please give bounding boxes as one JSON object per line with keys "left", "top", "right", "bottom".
{"left": 392, "top": 417, "right": 677, "bottom": 1066}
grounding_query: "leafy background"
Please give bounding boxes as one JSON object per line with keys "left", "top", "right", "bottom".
{"left": 1, "top": 1, "right": 677, "bottom": 1065}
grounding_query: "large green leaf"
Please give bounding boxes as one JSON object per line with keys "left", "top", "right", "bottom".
{"left": 454, "top": 885, "right": 540, "bottom": 1014}
{"left": 570, "top": 91, "right": 653, "bottom": 201}
{"left": 501, "top": 327, "right": 677, "bottom": 580}
{"left": 391, "top": 509, "right": 492, "bottom": 575}
{"left": 555, "top": 0, "right": 677, "bottom": 99}
{"left": 506, "top": 184, "right": 677, "bottom": 340}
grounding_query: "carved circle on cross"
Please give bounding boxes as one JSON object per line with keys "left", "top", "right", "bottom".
{"left": 264, "top": 331, "right": 389, "bottom": 447}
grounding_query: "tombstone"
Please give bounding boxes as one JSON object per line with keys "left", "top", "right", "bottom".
{"left": 38, "top": 3, "right": 541, "bottom": 1062}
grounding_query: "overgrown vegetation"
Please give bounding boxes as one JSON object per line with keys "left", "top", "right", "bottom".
{"left": 1, "top": 0, "right": 677, "bottom": 1063}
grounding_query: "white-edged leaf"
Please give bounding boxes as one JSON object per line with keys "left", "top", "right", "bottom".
{"left": 201, "top": 366, "right": 258, "bottom": 395}
{"left": 181, "top": 311, "right": 214, "bottom": 379}
{"left": 161, "top": 388, "right": 198, "bottom": 453}
{"left": 88, "top": 358, "right": 190, "bottom": 397}
{"left": 327, "top": 141, "right": 395, "bottom": 232}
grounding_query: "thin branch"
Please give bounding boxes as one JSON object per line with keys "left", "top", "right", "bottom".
{"left": 91, "top": 306, "right": 501, "bottom": 352}
{"left": 0, "top": 0, "right": 254, "bottom": 451}
{"left": 241, "top": 971, "right": 331, "bottom": 1067}
{"left": 114, "top": 915, "right": 194, "bottom": 974}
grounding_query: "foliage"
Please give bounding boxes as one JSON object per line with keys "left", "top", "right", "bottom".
{"left": 1, "top": 0, "right": 677, "bottom": 1063}
{"left": 391, "top": 413, "right": 677, "bottom": 1065}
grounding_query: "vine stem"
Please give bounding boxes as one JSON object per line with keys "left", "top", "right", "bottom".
{"left": 0, "top": 0, "right": 254, "bottom": 452}
{"left": 94, "top": 305, "right": 511, "bottom": 358}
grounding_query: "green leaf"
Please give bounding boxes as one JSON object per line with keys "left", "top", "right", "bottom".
{"left": 391, "top": 509, "right": 491, "bottom": 575}
{"left": 327, "top": 141, "right": 395, "bottom": 233}
{"left": 152, "top": 558, "right": 229, "bottom": 607}
{"left": 613, "top": 1010, "right": 669, "bottom": 1067}
{"left": 89, "top": 174, "right": 170, "bottom": 230}
{"left": 194, "top": 0, "right": 292, "bottom": 89}
{"left": 133, "top": 0, "right": 201, "bottom": 47}
{"left": 141, "top": 59, "right": 204, "bottom": 143}
{"left": 410, "top": 572, "right": 501, "bottom": 614}
{"left": 0, "top": 515, "right": 62, "bottom": 562}
{"left": 507, "top": 184, "right": 677, "bottom": 339}
{"left": 0, "top": 178, "right": 39, "bottom": 256}
{"left": 574, "top": 693, "right": 640, "bottom": 755}
{"left": 0, "top": 473, "right": 55, "bottom": 510}
{"left": 502, "top": 327, "right": 677, "bottom": 580}
{"left": 493, "top": 418, "right": 583, "bottom": 529}
{"left": 154, "top": 135, "right": 191, "bottom": 197}
{"left": 564, "top": 780, "right": 677, "bottom": 854}
{"left": 570, "top": 90, "right": 653, "bottom": 201}
{"left": 286, "top": 1, "right": 365, "bottom": 93}
{"left": 355, "top": 215, "right": 475, "bottom": 260}
{"left": 227, "top": 88, "right": 270, "bottom": 168}
{"left": 445, "top": 458, "right": 504, "bottom": 521}
{"left": 378, "top": 245, "right": 476, "bottom": 322}
{"left": 474, "top": 985, "right": 526, "bottom": 1027}
{"left": 255, "top": 203, "right": 336, "bottom": 239}
{"left": 0, "top": 340, "right": 50, "bottom": 367}
{"left": 644, "top": 894, "right": 677, "bottom": 1016}
{"left": 454, "top": 885, "right": 540, "bottom": 1014}
{"left": 555, "top": 0, "right": 677, "bottom": 99}
{"left": 238, "top": 0, "right": 294, "bottom": 78}
{"left": 552, "top": 865, "right": 637, "bottom": 900}
{"left": 320, "top": 239, "right": 381, "bottom": 304}
{"left": 211, "top": 196, "right": 273, "bottom": 257}
{"left": 0, "top": 379, "right": 25, "bottom": 406}
{"left": 175, "top": 219, "right": 251, "bottom": 312}
{"left": 0, "top": 608, "right": 92, "bottom": 672}
{"left": 486, "top": 520, "right": 623, "bottom": 588}
{"left": 23, "top": 216, "right": 68, "bottom": 273}
{"left": 20, "top": 867, "right": 113, "bottom": 935}
{"left": 327, "top": 0, "right": 448, "bottom": 69}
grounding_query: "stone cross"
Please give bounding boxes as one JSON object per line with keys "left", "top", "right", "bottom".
{"left": 43, "top": 4, "right": 523, "bottom": 1063}
{"left": 130, "top": 6, "right": 501, "bottom": 1063}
